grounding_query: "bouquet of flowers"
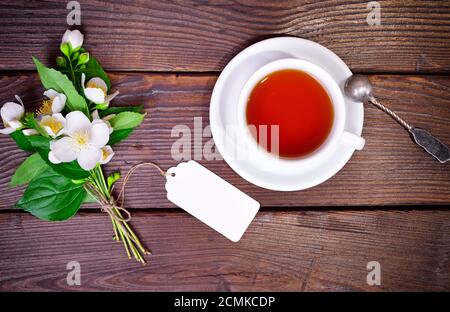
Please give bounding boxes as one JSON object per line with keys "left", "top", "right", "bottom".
{"left": 0, "top": 29, "right": 149, "bottom": 263}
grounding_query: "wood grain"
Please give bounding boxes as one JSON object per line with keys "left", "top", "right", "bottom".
{"left": 0, "top": 73, "right": 449, "bottom": 209}
{"left": 1, "top": 0, "right": 450, "bottom": 72}
{"left": 0, "top": 209, "right": 448, "bottom": 291}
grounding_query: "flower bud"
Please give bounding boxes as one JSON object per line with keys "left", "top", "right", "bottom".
{"left": 56, "top": 56, "right": 67, "bottom": 68}
{"left": 71, "top": 178, "right": 88, "bottom": 185}
{"left": 61, "top": 29, "right": 84, "bottom": 51}
{"left": 95, "top": 103, "right": 109, "bottom": 110}
{"left": 71, "top": 52, "right": 80, "bottom": 61}
{"left": 78, "top": 52, "right": 90, "bottom": 65}
{"left": 60, "top": 43, "right": 70, "bottom": 57}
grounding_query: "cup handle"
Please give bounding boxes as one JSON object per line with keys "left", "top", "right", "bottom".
{"left": 341, "top": 131, "right": 365, "bottom": 150}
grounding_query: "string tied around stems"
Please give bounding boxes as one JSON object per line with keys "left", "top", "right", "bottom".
{"left": 83, "top": 162, "right": 170, "bottom": 264}
{"left": 114, "top": 162, "right": 171, "bottom": 215}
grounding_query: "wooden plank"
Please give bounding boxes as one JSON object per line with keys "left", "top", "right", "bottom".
{"left": 1, "top": 0, "right": 450, "bottom": 72}
{"left": 0, "top": 73, "right": 449, "bottom": 209}
{"left": 0, "top": 210, "right": 448, "bottom": 291}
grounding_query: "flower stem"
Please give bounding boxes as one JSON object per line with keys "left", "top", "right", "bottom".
{"left": 67, "top": 56, "right": 78, "bottom": 90}
{"left": 87, "top": 165, "right": 149, "bottom": 264}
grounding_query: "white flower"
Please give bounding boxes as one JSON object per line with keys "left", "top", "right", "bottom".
{"left": 82, "top": 73, "right": 119, "bottom": 106}
{"left": 49, "top": 111, "right": 110, "bottom": 170}
{"left": 37, "top": 89, "right": 66, "bottom": 115}
{"left": 0, "top": 95, "right": 24, "bottom": 134}
{"left": 92, "top": 110, "right": 115, "bottom": 134}
{"left": 61, "top": 29, "right": 84, "bottom": 50}
{"left": 100, "top": 145, "right": 114, "bottom": 164}
{"left": 39, "top": 113, "right": 66, "bottom": 138}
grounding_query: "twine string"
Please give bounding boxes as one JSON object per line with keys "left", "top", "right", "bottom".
{"left": 81, "top": 162, "right": 169, "bottom": 264}
{"left": 84, "top": 162, "right": 169, "bottom": 224}
{"left": 115, "top": 162, "right": 170, "bottom": 209}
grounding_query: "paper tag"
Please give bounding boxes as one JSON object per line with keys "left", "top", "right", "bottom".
{"left": 165, "top": 161, "right": 260, "bottom": 242}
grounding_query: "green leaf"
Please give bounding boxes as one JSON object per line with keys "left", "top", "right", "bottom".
{"left": 27, "top": 136, "right": 90, "bottom": 180}
{"left": 108, "top": 128, "right": 135, "bottom": 145}
{"left": 107, "top": 172, "right": 121, "bottom": 192}
{"left": 98, "top": 105, "right": 143, "bottom": 118}
{"left": 109, "top": 112, "right": 145, "bottom": 131}
{"left": 32, "top": 57, "right": 89, "bottom": 115}
{"left": 82, "top": 191, "right": 97, "bottom": 204}
{"left": 105, "top": 110, "right": 144, "bottom": 145}
{"left": 10, "top": 130, "right": 34, "bottom": 152}
{"left": 16, "top": 167, "right": 85, "bottom": 221}
{"left": 10, "top": 153, "right": 49, "bottom": 187}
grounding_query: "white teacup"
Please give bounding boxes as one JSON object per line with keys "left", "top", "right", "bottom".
{"left": 236, "top": 58, "right": 365, "bottom": 171}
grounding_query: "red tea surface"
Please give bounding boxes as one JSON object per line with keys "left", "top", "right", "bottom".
{"left": 246, "top": 69, "right": 334, "bottom": 158}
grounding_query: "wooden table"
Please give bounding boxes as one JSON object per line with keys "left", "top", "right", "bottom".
{"left": 0, "top": 0, "right": 449, "bottom": 291}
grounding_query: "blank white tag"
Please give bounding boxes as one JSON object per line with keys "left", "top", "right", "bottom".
{"left": 165, "top": 161, "right": 260, "bottom": 242}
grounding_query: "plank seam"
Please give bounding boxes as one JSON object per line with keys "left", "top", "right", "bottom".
{"left": 1, "top": 70, "right": 450, "bottom": 76}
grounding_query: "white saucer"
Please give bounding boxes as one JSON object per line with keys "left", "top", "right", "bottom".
{"left": 210, "top": 37, "right": 364, "bottom": 191}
